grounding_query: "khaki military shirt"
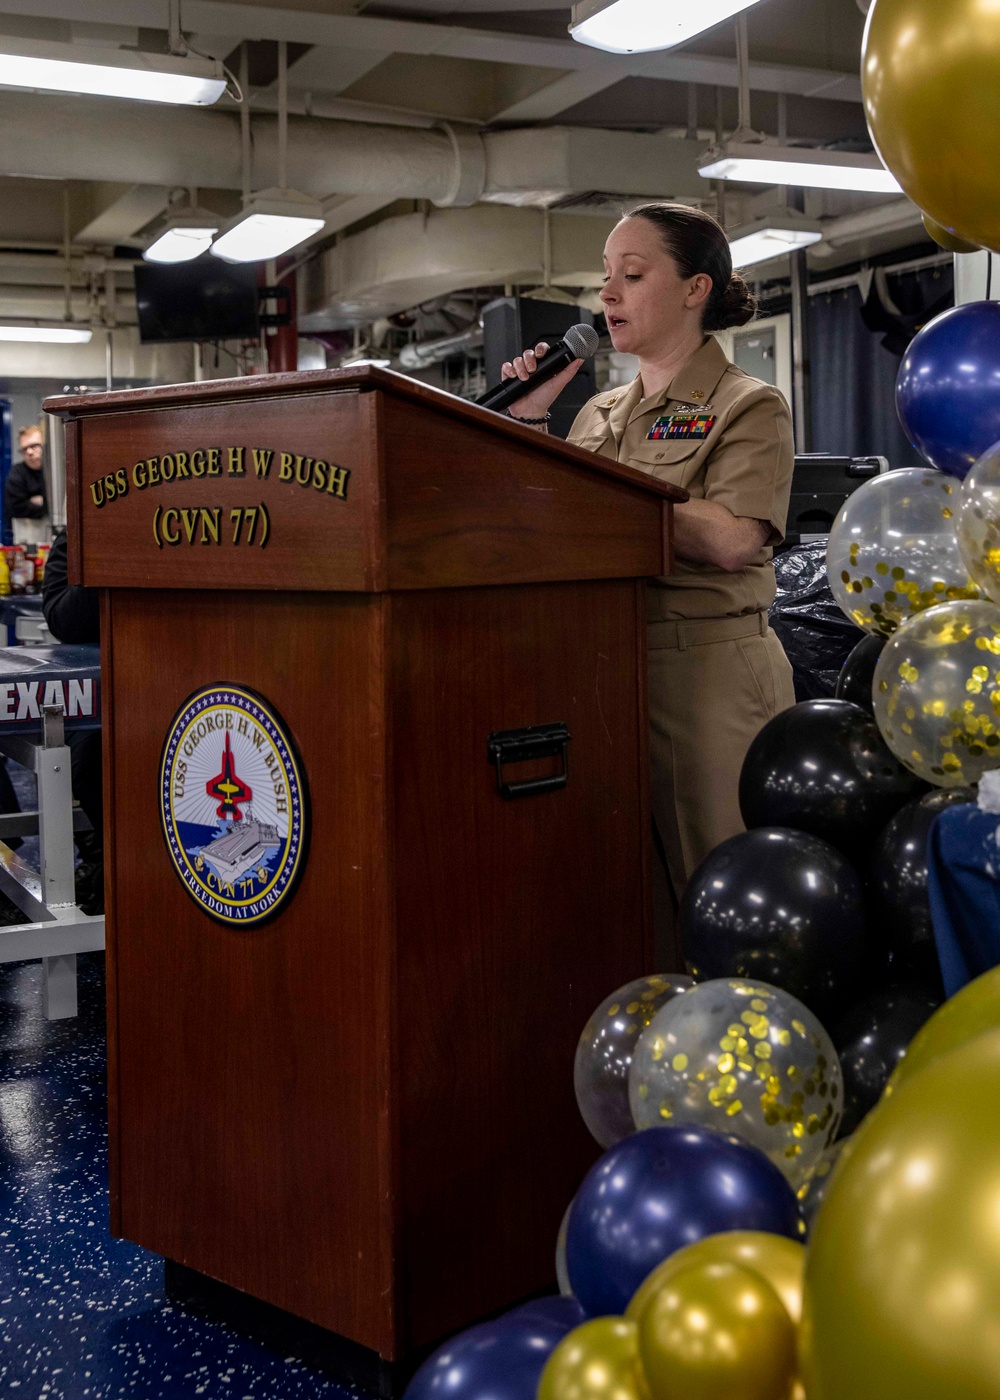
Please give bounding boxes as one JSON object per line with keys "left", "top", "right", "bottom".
{"left": 568, "top": 337, "right": 794, "bottom": 622}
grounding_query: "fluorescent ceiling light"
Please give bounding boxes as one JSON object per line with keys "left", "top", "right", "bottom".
{"left": 0, "top": 325, "right": 93, "bottom": 343}
{"left": 570, "top": 0, "right": 761, "bottom": 53}
{"left": 211, "top": 188, "right": 325, "bottom": 264}
{"left": 0, "top": 36, "right": 226, "bottom": 106}
{"left": 144, "top": 211, "right": 220, "bottom": 264}
{"left": 700, "top": 142, "right": 902, "bottom": 195}
{"left": 729, "top": 217, "right": 824, "bottom": 269}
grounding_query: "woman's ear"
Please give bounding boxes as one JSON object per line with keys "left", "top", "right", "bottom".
{"left": 686, "top": 273, "right": 713, "bottom": 310}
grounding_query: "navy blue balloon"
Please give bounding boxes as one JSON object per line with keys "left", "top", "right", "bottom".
{"left": 896, "top": 301, "right": 1000, "bottom": 479}
{"left": 507, "top": 1296, "right": 586, "bottom": 1330}
{"left": 403, "top": 1311, "right": 574, "bottom": 1400}
{"left": 565, "top": 1125, "right": 802, "bottom": 1317}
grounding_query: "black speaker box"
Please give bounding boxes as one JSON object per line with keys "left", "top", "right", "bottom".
{"left": 482, "top": 297, "right": 598, "bottom": 440}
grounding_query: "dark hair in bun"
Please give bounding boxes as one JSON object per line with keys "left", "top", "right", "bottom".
{"left": 624, "top": 202, "right": 758, "bottom": 332}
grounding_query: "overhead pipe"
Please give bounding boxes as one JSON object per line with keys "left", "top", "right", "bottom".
{"left": 397, "top": 325, "right": 484, "bottom": 369}
{"left": 0, "top": 91, "right": 705, "bottom": 209}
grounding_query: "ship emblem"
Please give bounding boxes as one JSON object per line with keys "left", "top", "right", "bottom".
{"left": 159, "top": 685, "right": 308, "bottom": 926}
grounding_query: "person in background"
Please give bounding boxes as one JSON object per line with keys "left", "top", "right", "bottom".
{"left": 42, "top": 528, "right": 102, "bottom": 914}
{"left": 5, "top": 423, "right": 52, "bottom": 546}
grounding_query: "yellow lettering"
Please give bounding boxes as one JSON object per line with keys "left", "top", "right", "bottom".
{"left": 294, "top": 454, "right": 312, "bottom": 486}
{"left": 189, "top": 450, "right": 205, "bottom": 477}
{"left": 252, "top": 448, "right": 273, "bottom": 478}
{"left": 90, "top": 479, "right": 105, "bottom": 508}
{"left": 227, "top": 447, "right": 244, "bottom": 476}
{"left": 161, "top": 508, "right": 181, "bottom": 545}
{"left": 174, "top": 451, "right": 190, "bottom": 479}
{"left": 115, "top": 467, "right": 129, "bottom": 498}
{"left": 206, "top": 448, "right": 222, "bottom": 477}
{"left": 181, "top": 509, "right": 198, "bottom": 544}
{"left": 326, "top": 465, "right": 350, "bottom": 499}
{"left": 311, "top": 459, "right": 328, "bottom": 491}
{"left": 132, "top": 461, "right": 146, "bottom": 489}
{"left": 148, "top": 458, "right": 161, "bottom": 486}
{"left": 159, "top": 455, "right": 175, "bottom": 482}
{"left": 278, "top": 452, "right": 294, "bottom": 481}
{"left": 199, "top": 507, "right": 221, "bottom": 545}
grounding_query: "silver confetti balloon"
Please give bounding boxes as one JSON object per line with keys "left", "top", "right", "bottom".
{"left": 629, "top": 978, "right": 842, "bottom": 1189}
{"left": 573, "top": 974, "right": 693, "bottom": 1149}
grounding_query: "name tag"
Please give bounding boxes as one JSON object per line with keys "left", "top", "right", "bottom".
{"left": 647, "top": 413, "right": 716, "bottom": 442}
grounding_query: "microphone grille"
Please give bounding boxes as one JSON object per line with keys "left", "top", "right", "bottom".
{"left": 564, "top": 323, "right": 600, "bottom": 360}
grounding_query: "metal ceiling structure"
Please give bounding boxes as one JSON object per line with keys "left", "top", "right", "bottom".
{"left": 0, "top": 0, "right": 928, "bottom": 353}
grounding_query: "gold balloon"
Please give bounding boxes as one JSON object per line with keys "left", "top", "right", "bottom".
{"left": 922, "top": 214, "right": 981, "bottom": 256}
{"left": 872, "top": 599, "right": 1000, "bottom": 786}
{"left": 538, "top": 1318, "right": 649, "bottom": 1400}
{"left": 627, "top": 1231, "right": 805, "bottom": 1327}
{"left": 863, "top": 0, "right": 1000, "bottom": 252}
{"left": 886, "top": 964, "right": 1000, "bottom": 1098}
{"left": 636, "top": 1260, "right": 797, "bottom": 1400}
{"left": 804, "top": 1028, "right": 1000, "bottom": 1399}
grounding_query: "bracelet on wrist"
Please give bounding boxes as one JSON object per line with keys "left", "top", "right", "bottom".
{"left": 505, "top": 409, "right": 551, "bottom": 425}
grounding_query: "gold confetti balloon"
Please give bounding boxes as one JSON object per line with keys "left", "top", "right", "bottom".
{"left": 574, "top": 975, "right": 694, "bottom": 1149}
{"left": 798, "top": 1138, "right": 852, "bottom": 1238}
{"left": 803, "top": 1029, "right": 1000, "bottom": 1400}
{"left": 628, "top": 979, "right": 842, "bottom": 1190}
{"left": 635, "top": 1260, "right": 798, "bottom": 1400}
{"left": 958, "top": 441, "right": 1000, "bottom": 602}
{"left": 827, "top": 468, "right": 980, "bottom": 637}
{"left": 872, "top": 599, "right": 1000, "bottom": 786}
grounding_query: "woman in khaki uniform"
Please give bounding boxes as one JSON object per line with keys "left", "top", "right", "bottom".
{"left": 501, "top": 202, "right": 796, "bottom": 911}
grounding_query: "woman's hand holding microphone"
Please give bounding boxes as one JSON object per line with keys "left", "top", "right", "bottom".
{"left": 499, "top": 342, "right": 585, "bottom": 426}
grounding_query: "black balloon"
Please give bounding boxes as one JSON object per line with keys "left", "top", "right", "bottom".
{"left": 739, "top": 699, "right": 927, "bottom": 863}
{"left": 833, "top": 984, "right": 943, "bottom": 1136}
{"left": 835, "top": 633, "right": 887, "bottom": 714}
{"left": 680, "top": 827, "right": 867, "bottom": 1015}
{"left": 869, "top": 787, "right": 977, "bottom": 986}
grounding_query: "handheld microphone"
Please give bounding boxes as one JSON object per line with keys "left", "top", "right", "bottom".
{"left": 477, "top": 323, "right": 600, "bottom": 412}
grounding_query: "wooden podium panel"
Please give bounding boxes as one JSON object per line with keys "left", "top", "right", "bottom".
{"left": 50, "top": 368, "right": 684, "bottom": 1373}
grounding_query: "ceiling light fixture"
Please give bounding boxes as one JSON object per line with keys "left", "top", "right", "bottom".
{"left": 700, "top": 142, "right": 902, "bottom": 195}
{"left": 0, "top": 36, "right": 226, "bottom": 105}
{"left": 210, "top": 40, "right": 325, "bottom": 264}
{"left": 144, "top": 206, "right": 220, "bottom": 264}
{"left": 569, "top": 0, "right": 763, "bottom": 54}
{"left": 728, "top": 214, "right": 824, "bottom": 269}
{"left": 0, "top": 325, "right": 93, "bottom": 343}
{"left": 341, "top": 357, "right": 391, "bottom": 369}
{"left": 211, "top": 188, "right": 325, "bottom": 264}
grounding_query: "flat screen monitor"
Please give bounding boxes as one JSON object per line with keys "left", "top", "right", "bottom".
{"left": 134, "top": 258, "right": 260, "bottom": 343}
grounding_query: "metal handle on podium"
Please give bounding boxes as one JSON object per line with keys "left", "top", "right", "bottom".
{"left": 487, "top": 723, "right": 570, "bottom": 800}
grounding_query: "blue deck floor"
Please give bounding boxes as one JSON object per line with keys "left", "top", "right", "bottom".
{"left": 0, "top": 953, "right": 355, "bottom": 1399}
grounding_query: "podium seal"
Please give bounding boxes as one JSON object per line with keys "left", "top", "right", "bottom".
{"left": 159, "top": 684, "right": 308, "bottom": 926}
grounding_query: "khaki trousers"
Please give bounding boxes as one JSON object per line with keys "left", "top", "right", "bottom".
{"left": 647, "top": 611, "right": 795, "bottom": 916}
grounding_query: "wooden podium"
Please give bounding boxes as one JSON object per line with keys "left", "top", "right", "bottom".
{"left": 49, "top": 368, "right": 685, "bottom": 1383}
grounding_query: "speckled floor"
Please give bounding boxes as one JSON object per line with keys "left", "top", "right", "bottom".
{"left": 0, "top": 953, "right": 356, "bottom": 1399}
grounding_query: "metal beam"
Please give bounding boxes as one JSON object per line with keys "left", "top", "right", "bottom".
{"left": 0, "top": 0, "right": 864, "bottom": 103}
{"left": 73, "top": 184, "right": 171, "bottom": 243}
